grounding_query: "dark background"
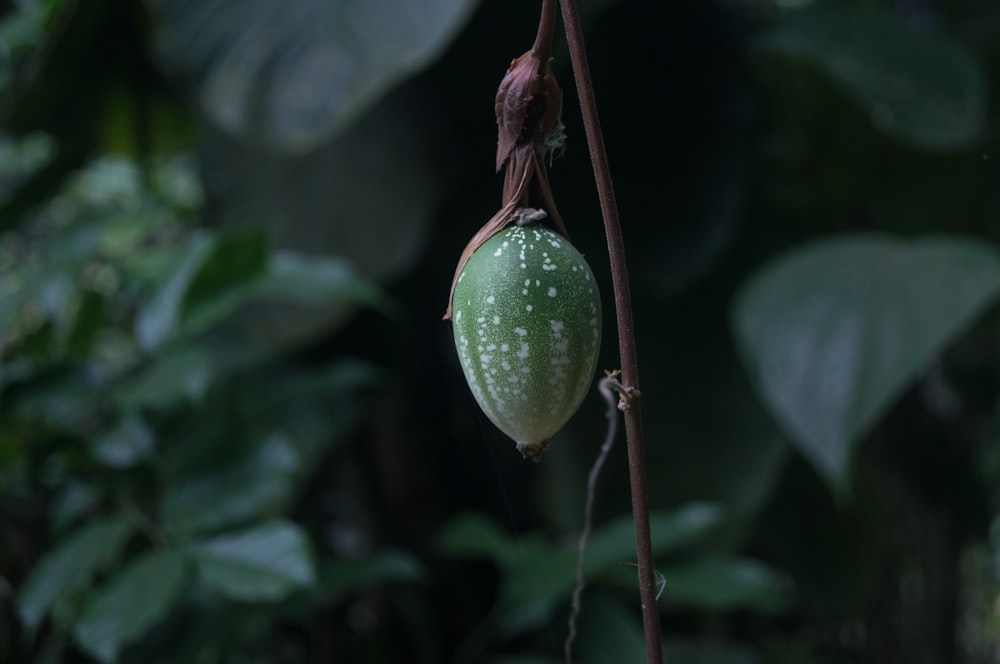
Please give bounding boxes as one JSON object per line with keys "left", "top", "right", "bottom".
{"left": 2, "top": 0, "right": 1000, "bottom": 662}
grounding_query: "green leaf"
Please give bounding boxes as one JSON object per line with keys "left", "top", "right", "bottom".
{"left": 322, "top": 550, "right": 425, "bottom": 604}
{"left": 436, "top": 512, "right": 516, "bottom": 563}
{"left": 262, "top": 251, "right": 394, "bottom": 314}
{"left": 114, "top": 345, "right": 215, "bottom": 411}
{"left": 17, "top": 517, "right": 133, "bottom": 633}
{"left": 651, "top": 556, "right": 791, "bottom": 613}
{"left": 586, "top": 503, "right": 724, "bottom": 570}
{"left": 134, "top": 232, "right": 214, "bottom": 351}
{"left": 198, "top": 99, "right": 439, "bottom": 345}
{"left": 178, "top": 230, "right": 269, "bottom": 333}
{"left": 148, "top": 0, "right": 479, "bottom": 149}
{"left": 73, "top": 548, "right": 190, "bottom": 663}
{"left": 757, "top": 6, "right": 985, "bottom": 150}
{"left": 437, "top": 513, "right": 574, "bottom": 635}
{"left": 90, "top": 413, "right": 155, "bottom": 468}
{"left": 8, "top": 367, "right": 104, "bottom": 429}
{"left": 161, "top": 434, "right": 300, "bottom": 537}
{"left": 187, "top": 521, "right": 316, "bottom": 602}
{"left": 438, "top": 505, "right": 729, "bottom": 635}
{"left": 733, "top": 234, "right": 1000, "bottom": 489}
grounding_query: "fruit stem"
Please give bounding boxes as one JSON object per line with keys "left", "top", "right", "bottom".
{"left": 533, "top": 0, "right": 557, "bottom": 60}
{"left": 557, "top": 1, "right": 663, "bottom": 662}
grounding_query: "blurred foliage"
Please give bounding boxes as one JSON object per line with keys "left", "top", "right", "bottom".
{"left": 2, "top": 0, "right": 1000, "bottom": 662}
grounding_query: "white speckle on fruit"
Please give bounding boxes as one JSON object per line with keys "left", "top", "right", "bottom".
{"left": 455, "top": 310, "right": 462, "bottom": 321}
{"left": 521, "top": 262, "right": 527, "bottom": 268}
{"left": 501, "top": 343, "right": 510, "bottom": 352}
{"left": 522, "top": 289, "right": 529, "bottom": 295}
{"left": 550, "top": 320, "right": 565, "bottom": 334}
{"left": 548, "top": 287, "right": 557, "bottom": 297}
{"left": 516, "top": 342, "right": 529, "bottom": 359}
{"left": 493, "top": 315, "right": 500, "bottom": 325}
{"left": 494, "top": 247, "right": 503, "bottom": 257}
{"left": 526, "top": 305, "right": 533, "bottom": 312}
{"left": 486, "top": 295, "right": 495, "bottom": 304}
{"left": 515, "top": 327, "right": 527, "bottom": 336}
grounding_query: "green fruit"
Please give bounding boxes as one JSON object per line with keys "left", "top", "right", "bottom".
{"left": 451, "top": 223, "right": 601, "bottom": 459}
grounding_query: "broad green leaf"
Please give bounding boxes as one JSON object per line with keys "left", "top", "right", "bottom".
{"left": 17, "top": 517, "right": 132, "bottom": 633}
{"left": 585, "top": 503, "right": 724, "bottom": 570}
{"left": 136, "top": 230, "right": 271, "bottom": 349}
{"left": 148, "top": 0, "right": 479, "bottom": 149}
{"left": 74, "top": 548, "right": 190, "bottom": 663}
{"left": 213, "top": 252, "right": 396, "bottom": 349}
{"left": 198, "top": 99, "right": 440, "bottom": 345}
{"left": 733, "top": 234, "right": 1000, "bottom": 488}
{"left": 436, "top": 512, "right": 517, "bottom": 563}
{"left": 649, "top": 556, "right": 791, "bottom": 613}
{"left": 498, "top": 505, "right": 724, "bottom": 635}
{"left": 114, "top": 345, "right": 214, "bottom": 411}
{"left": 757, "top": 6, "right": 985, "bottom": 150}
{"left": 90, "top": 413, "right": 155, "bottom": 468}
{"left": 187, "top": 521, "right": 316, "bottom": 602}
{"left": 439, "top": 505, "right": 727, "bottom": 636}
{"left": 437, "top": 514, "right": 574, "bottom": 635}
{"left": 322, "top": 550, "right": 425, "bottom": 604}
{"left": 263, "top": 251, "right": 395, "bottom": 314}
{"left": 134, "top": 232, "right": 214, "bottom": 351}
{"left": 178, "top": 230, "right": 269, "bottom": 333}
{"left": 8, "top": 367, "right": 104, "bottom": 428}
{"left": 0, "top": 0, "right": 74, "bottom": 96}
{"left": 161, "top": 434, "right": 300, "bottom": 537}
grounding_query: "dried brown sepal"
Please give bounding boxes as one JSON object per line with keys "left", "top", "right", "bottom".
{"left": 444, "top": 145, "right": 570, "bottom": 320}
{"left": 495, "top": 51, "right": 562, "bottom": 173}
{"left": 442, "top": 154, "right": 532, "bottom": 321}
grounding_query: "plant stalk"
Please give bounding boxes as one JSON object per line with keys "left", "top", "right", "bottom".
{"left": 533, "top": 0, "right": 557, "bottom": 59}
{"left": 557, "top": 1, "right": 663, "bottom": 662}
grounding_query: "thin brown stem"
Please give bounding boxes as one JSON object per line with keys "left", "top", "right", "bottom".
{"left": 565, "top": 374, "right": 624, "bottom": 663}
{"left": 532, "top": 0, "right": 557, "bottom": 60}
{"left": 558, "top": 1, "right": 663, "bottom": 662}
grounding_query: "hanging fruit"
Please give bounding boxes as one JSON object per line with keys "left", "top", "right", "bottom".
{"left": 451, "top": 217, "right": 601, "bottom": 459}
